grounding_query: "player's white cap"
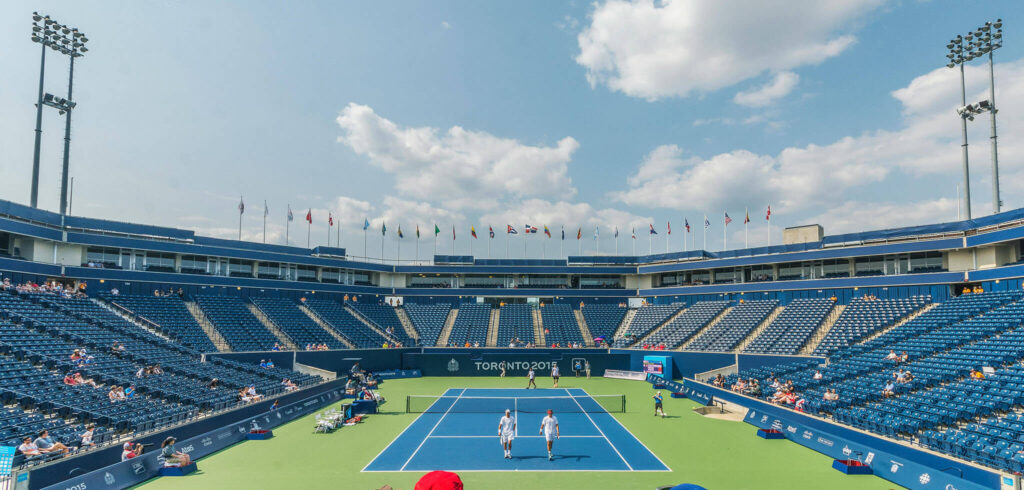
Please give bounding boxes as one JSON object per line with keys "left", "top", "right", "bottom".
{"left": 505, "top": 408, "right": 511, "bottom": 414}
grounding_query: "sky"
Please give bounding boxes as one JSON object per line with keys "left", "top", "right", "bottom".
{"left": 0, "top": 0, "right": 1022, "bottom": 262}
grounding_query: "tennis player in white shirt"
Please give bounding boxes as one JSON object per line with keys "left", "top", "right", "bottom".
{"left": 539, "top": 409, "right": 559, "bottom": 460}
{"left": 498, "top": 409, "right": 516, "bottom": 459}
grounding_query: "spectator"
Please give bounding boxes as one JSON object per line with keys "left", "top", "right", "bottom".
{"left": 122, "top": 441, "right": 143, "bottom": 461}
{"left": 34, "top": 430, "right": 70, "bottom": 455}
{"left": 74, "top": 372, "right": 97, "bottom": 387}
{"left": 17, "top": 437, "right": 41, "bottom": 458}
{"left": 823, "top": 389, "right": 839, "bottom": 401}
{"left": 900, "top": 351, "right": 909, "bottom": 363}
{"left": 259, "top": 360, "right": 268, "bottom": 369}
{"left": 970, "top": 369, "right": 986, "bottom": 380}
{"left": 272, "top": 342, "right": 281, "bottom": 352}
{"left": 883, "top": 381, "right": 895, "bottom": 397}
{"left": 125, "top": 385, "right": 136, "bottom": 399}
{"left": 208, "top": 378, "right": 220, "bottom": 389}
{"left": 266, "top": 360, "right": 274, "bottom": 369}
{"left": 812, "top": 370, "right": 822, "bottom": 380}
{"left": 884, "top": 349, "right": 898, "bottom": 361}
{"left": 108, "top": 387, "right": 120, "bottom": 403}
{"left": 152, "top": 364, "right": 163, "bottom": 374}
{"left": 80, "top": 425, "right": 96, "bottom": 448}
{"left": 282, "top": 378, "right": 297, "bottom": 391}
{"left": 246, "top": 384, "right": 263, "bottom": 401}
{"left": 63, "top": 372, "right": 77, "bottom": 385}
{"left": 110, "top": 287, "right": 119, "bottom": 296}
{"left": 160, "top": 437, "right": 191, "bottom": 467}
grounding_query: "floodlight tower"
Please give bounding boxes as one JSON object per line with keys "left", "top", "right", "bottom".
{"left": 946, "top": 34, "right": 972, "bottom": 220}
{"left": 29, "top": 12, "right": 88, "bottom": 214}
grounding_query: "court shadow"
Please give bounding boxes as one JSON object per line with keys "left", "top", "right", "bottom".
{"left": 515, "top": 454, "right": 592, "bottom": 462}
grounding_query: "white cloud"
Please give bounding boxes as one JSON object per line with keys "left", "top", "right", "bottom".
{"left": 336, "top": 103, "right": 579, "bottom": 208}
{"left": 807, "top": 198, "right": 959, "bottom": 234}
{"left": 615, "top": 58, "right": 1024, "bottom": 221}
{"left": 441, "top": 21, "right": 452, "bottom": 30}
{"left": 575, "top": 0, "right": 880, "bottom": 99}
{"left": 733, "top": 72, "right": 800, "bottom": 107}
{"left": 479, "top": 198, "right": 649, "bottom": 233}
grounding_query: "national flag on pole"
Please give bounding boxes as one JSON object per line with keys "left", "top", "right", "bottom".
{"left": 397, "top": 225, "right": 404, "bottom": 238}
{"left": 766, "top": 205, "right": 771, "bottom": 221}
{"left": 725, "top": 212, "right": 733, "bottom": 225}
{"left": 328, "top": 213, "right": 334, "bottom": 227}
{"left": 489, "top": 226, "right": 495, "bottom": 238}
{"left": 561, "top": 226, "right": 565, "bottom": 240}
{"left": 287, "top": 205, "right": 293, "bottom": 222}
{"left": 434, "top": 224, "right": 440, "bottom": 236}
{"left": 667, "top": 221, "right": 671, "bottom": 235}
{"left": 416, "top": 225, "right": 421, "bottom": 238}
{"left": 744, "top": 209, "right": 750, "bottom": 224}
{"left": 704, "top": 216, "right": 711, "bottom": 229}
{"left": 471, "top": 226, "right": 477, "bottom": 239}
{"left": 524, "top": 225, "right": 538, "bottom": 234}
{"left": 631, "top": 227, "right": 636, "bottom": 239}
{"left": 452, "top": 225, "right": 456, "bottom": 240}
{"left": 381, "top": 222, "right": 387, "bottom": 236}
{"left": 238, "top": 197, "right": 245, "bottom": 215}
{"left": 594, "top": 227, "right": 599, "bottom": 239}
{"left": 649, "top": 224, "right": 657, "bottom": 235}
{"left": 306, "top": 210, "right": 313, "bottom": 224}
{"left": 543, "top": 225, "right": 551, "bottom": 238}
{"left": 614, "top": 227, "right": 619, "bottom": 238}
{"left": 264, "top": 201, "right": 269, "bottom": 217}
{"left": 507, "top": 225, "right": 518, "bottom": 235}
{"left": 685, "top": 219, "right": 690, "bottom": 233}
{"left": 576, "top": 227, "right": 582, "bottom": 240}
{"left": 362, "top": 218, "right": 369, "bottom": 230}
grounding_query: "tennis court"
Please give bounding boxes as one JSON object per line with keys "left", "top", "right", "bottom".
{"left": 363, "top": 387, "right": 670, "bottom": 472}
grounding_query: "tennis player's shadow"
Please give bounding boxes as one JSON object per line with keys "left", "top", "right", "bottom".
{"left": 516, "top": 455, "right": 591, "bottom": 462}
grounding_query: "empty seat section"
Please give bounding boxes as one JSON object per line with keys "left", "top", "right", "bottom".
{"left": 403, "top": 303, "right": 452, "bottom": 347}
{"left": 348, "top": 303, "right": 413, "bottom": 346}
{"left": 645, "top": 301, "right": 731, "bottom": 348}
{"left": 448, "top": 303, "right": 491, "bottom": 346}
{"left": 581, "top": 304, "right": 626, "bottom": 341}
{"left": 619, "top": 303, "right": 686, "bottom": 346}
{"left": 684, "top": 300, "right": 777, "bottom": 351}
{"left": 541, "top": 304, "right": 583, "bottom": 346}
{"left": 743, "top": 298, "right": 834, "bottom": 354}
{"left": 304, "top": 300, "right": 388, "bottom": 348}
{"left": 812, "top": 296, "right": 931, "bottom": 356}
{"left": 251, "top": 297, "right": 345, "bottom": 349}
{"left": 101, "top": 294, "right": 217, "bottom": 352}
{"left": 195, "top": 296, "right": 279, "bottom": 352}
{"left": 497, "top": 304, "right": 534, "bottom": 346}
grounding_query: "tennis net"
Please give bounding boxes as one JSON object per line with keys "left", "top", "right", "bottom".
{"left": 405, "top": 394, "right": 626, "bottom": 414}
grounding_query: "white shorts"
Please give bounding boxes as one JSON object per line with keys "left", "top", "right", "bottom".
{"left": 544, "top": 431, "right": 556, "bottom": 442}
{"left": 500, "top": 433, "right": 514, "bottom": 444}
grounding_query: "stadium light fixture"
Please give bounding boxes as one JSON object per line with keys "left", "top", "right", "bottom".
{"left": 29, "top": 12, "right": 88, "bottom": 216}
{"left": 945, "top": 20, "right": 1004, "bottom": 217}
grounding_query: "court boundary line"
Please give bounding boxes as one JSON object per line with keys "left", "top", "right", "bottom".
{"left": 400, "top": 387, "right": 466, "bottom": 471}
{"left": 577, "top": 387, "right": 672, "bottom": 472}
{"left": 563, "top": 388, "right": 634, "bottom": 471}
{"left": 361, "top": 387, "right": 457, "bottom": 472}
{"left": 429, "top": 435, "right": 605, "bottom": 439}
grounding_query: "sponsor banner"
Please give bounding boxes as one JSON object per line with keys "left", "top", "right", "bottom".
{"left": 0, "top": 446, "right": 13, "bottom": 477}
{"left": 375, "top": 369, "right": 421, "bottom": 380}
{"left": 604, "top": 370, "right": 648, "bottom": 381}
{"left": 645, "top": 373, "right": 685, "bottom": 393}
{"left": 686, "top": 380, "right": 998, "bottom": 490}
{"left": 42, "top": 389, "right": 346, "bottom": 490}
{"left": 408, "top": 353, "right": 628, "bottom": 377}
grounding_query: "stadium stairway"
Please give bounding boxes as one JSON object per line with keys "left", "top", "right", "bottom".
{"left": 677, "top": 306, "right": 734, "bottom": 350}
{"left": 733, "top": 305, "right": 785, "bottom": 352}
{"left": 574, "top": 309, "right": 596, "bottom": 347}
{"left": 94, "top": 299, "right": 175, "bottom": 344}
{"left": 799, "top": 304, "right": 845, "bottom": 355}
{"left": 861, "top": 302, "right": 939, "bottom": 345}
{"left": 532, "top": 308, "right": 545, "bottom": 346}
{"left": 612, "top": 308, "right": 637, "bottom": 343}
{"left": 395, "top": 307, "right": 420, "bottom": 343}
{"left": 344, "top": 304, "right": 402, "bottom": 346}
{"left": 184, "top": 301, "right": 230, "bottom": 352}
{"left": 436, "top": 307, "right": 459, "bottom": 346}
{"left": 246, "top": 303, "right": 298, "bottom": 350}
{"left": 486, "top": 308, "right": 500, "bottom": 347}
{"left": 298, "top": 304, "right": 355, "bottom": 348}
{"left": 623, "top": 303, "right": 688, "bottom": 347}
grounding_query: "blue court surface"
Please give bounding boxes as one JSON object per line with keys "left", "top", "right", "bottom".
{"left": 364, "top": 388, "right": 669, "bottom": 472}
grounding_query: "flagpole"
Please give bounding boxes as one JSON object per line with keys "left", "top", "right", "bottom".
{"left": 487, "top": 233, "right": 491, "bottom": 258}
{"left": 416, "top": 233, "right": 420, "bottom": 262}
{"left": 723, "top": 213, "right": 727, "bottom": 251}
{"left": 327, "top": 222, "right": 331, "bottom": 247}
{"left": 702, "top": 214, "right": 707, "bottom": 251}
{"left": 381, "top": 228, "right": 384, "bottom": 262}
{"left": 262, "top": 202, "right": 267, "bottom": 244}
{"left": 505, "top": 231, "right": 509, "bottom": 258}
{"left": 649, "top": 230, "right": 652, "bottom": 255}
{"left": 363, "top": 229, "right": 367, "bottom": 258}
{"left": 398, "top": 227, "right": 402, "bottom": 263}
{"left": 542, "top": 234, "right": 546, "bottom": 259}
{"left": 452, "top": 226, "right": 455, "bottom": 255}
{"left": 285, "top": 213, "right": 289, "bottom": 246}
{"left": 336, "top": 215, "right": 340, "bottom": 248}
{"left": 306, "top": 219, "right": 311, "bottom": 248}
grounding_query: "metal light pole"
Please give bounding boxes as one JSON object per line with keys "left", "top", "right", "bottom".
{"left": 946, "top": 35, "right": 971, "bottom": 220}
{"left": 29, "top": 12, "right": 88, "bottom": 213}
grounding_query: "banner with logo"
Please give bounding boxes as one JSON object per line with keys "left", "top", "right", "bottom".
{"left": 40, "top": 388, "right": 347, "bottom": 490}
{"left": 406, "top": 353, "right": 628, "bottom": 377}
{"left": 375, "top": 369, "right": 421, "bottom": 379}
{"left": 645, "top": 373, "right": 685, "bottom": 393}
{"left": 684, "top": 380, "right": 1000, "bottom": 490}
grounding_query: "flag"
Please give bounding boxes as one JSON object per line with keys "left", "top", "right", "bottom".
{"left": 614, "top": 227, "right": 619, "bottom": 238}
{"left": 489, "top": 226, "right": 494, "bottom": 238}
{"left": 306, "top": 210, "right": 313, "bottom": 224}
{"left": 238, "top": 197, "right": 245, "bottom": 215}
{"left": 452, "top": 225, "right": 456, "bottom": 240}
{"left": 328, "top": 213, "right": 334, "bottom": 227}
{"left": 766, "top": 205, "right": 771, "bottom": 221}
{"left": 397, "top": 225, "right": 404, "bottom": 238}
{"left": 594, "top": 226, "right": 599, "bottom": 239}
{"left": 561, "top": 226, "right": 565, "bottom": 240}
{"left": 471, "top": 226, "right": 477, "bottom": 239}
{"left": 744, "top": 209, "right": 750, "bottom": 224}
{"left": 416, "top": 225, "right": 420, "bottom": 238}
{"left": 543, "top": 225, "right": 551, "bottom": 238}
{"left": 524, "top": 225, "right": 537, "bottom": 234}
{"left": 725, "top": 212, "right": 733, "bottom": 226}
{"left": 576, "top": 227, "right": 582, "bottom": 240}
{"left": 685, "top": 219, "right": 690, "bottom": 233}
{"left": 434, "top": 224, "right": 440, "bottom": 236}
{"left": 667, "top": 221, "right": 671, "bottom": 235}
{"left": 631, "top": 227, "right": 636, "bottom": 239}
{"left": 507, "top": 225, "right": 518, "bottom": 235}
{"left": 287, "top": 205, "right": 293, "bottom": 222}
{"left": 704, "top": 216, "right": 710, "bottom": 229}
{"left": 362, "top": 218, "right": 369, "bottom": 230}
{"left": 649, "top": 224, "right": 657, "bottom": 235}
{"left": 381, "top": 222, "right": 387, "bottom": 236}
{"left": 264, "top": 201, "right": 269, "bottom": 217}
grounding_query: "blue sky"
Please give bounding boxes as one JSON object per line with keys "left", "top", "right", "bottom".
{"left": 0, "top": 0, "right": 1021, "bottom": 260}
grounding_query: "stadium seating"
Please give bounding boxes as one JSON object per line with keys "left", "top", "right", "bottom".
{"left": 811, "top": 296, "right": 931, "bottom": 356}
{"left": 580, "top": 304, "right": 626, "bottom": 342}
{"left": 643, "top": 301, "right": 731, "bottom": 349}
{"left": 101, "top": 294, "right": 217, "bottom": 352}
{"left": 447, "top": 303, "right": 491, "bottom": 346}
{"left": 347, "top": 302, "right": 413, "bottom": 346}
{"left": 304, "top": 300, "right": 389, "bottom": 348}
{"left": 497, "top": 304, "right": 534, "bottom": 346}
{"left": 403, "top": 303, "right": 452, "bottom": 347}
{"left": 251, "top": 297, "right": 345, "bottom": 350}
{"left": 540, "top": 304, "right": 583, "bottom": 346}
{"left": 743, "top": 298, "right": 835, "bottom": 354}
{"left": 195, "top": 296, "right": 279, "bottom": 352}
{"left": 619, "top": 303, "right": 686, "bottom": 346}
{"left": 684, "top": 300, "right": 777, "bottom": 352}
